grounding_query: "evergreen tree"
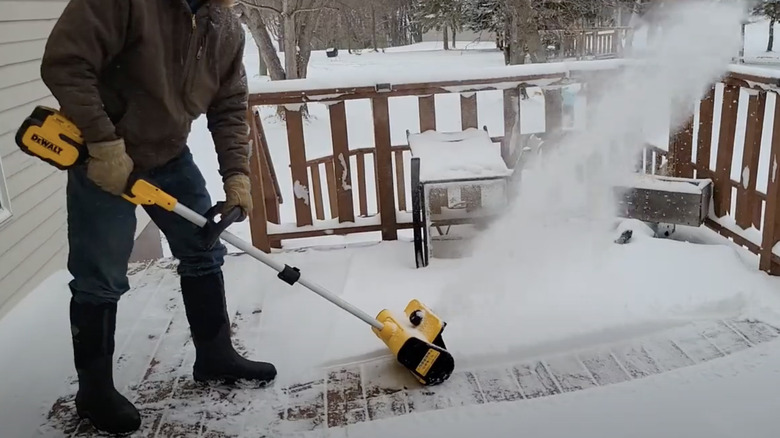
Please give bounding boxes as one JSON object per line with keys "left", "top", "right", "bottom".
{"left": 414, "top": 0, "right": 447, "bottom": 31}
{"left": 413, "top": 0, "right": 464, "bottom": 49}
{"left": 463, "top": 0, "right": 506, "bottom": 35}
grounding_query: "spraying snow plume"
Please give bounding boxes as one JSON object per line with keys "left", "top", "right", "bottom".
{"left": 436, "top": 1, "right": 748, "bottom": 355}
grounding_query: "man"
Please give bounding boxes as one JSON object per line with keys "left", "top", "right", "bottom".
{"left": 39, "top": 0, "right": 276, "bottom": 434}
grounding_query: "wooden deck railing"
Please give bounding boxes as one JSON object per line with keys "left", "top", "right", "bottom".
{"left": 245, "top": 60, "right": 626, "bottom": 249}
{"left": 244, "top": 60, "right": 780, "bottom": 275}
{"left": 667, "top": 67, "right": 780, "bottom": 274}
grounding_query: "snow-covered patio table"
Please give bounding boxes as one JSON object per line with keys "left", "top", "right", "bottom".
{"left": 407, "top": 128, "right": 513, "bottom": 268}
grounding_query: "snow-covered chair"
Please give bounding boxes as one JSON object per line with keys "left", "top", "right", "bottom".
{"left": 407, "top": 127, "right": 514, "bottom": 268}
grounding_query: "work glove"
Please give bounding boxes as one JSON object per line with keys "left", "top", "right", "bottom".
{"left": 223, "top": 173, "right": 253, "bottom": 220}
{"left": 86, "top": 138, "right": 134, "bottom": 196}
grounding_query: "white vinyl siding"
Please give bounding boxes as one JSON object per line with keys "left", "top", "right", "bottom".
{"left": 0, "top": 156, "right": 11, "bottom": 225}
{"left": 0, "top": 0, "right": 69, "bottom": 316}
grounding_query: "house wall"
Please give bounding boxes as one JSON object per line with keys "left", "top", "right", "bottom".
{"left": 0, "top": 0, "right": 71, "bottom": 318}
{"left": 0, "top": 1, "right": 164, "bottom": 319}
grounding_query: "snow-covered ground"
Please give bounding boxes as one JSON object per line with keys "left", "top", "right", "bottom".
{"left": 5, "top": 2, "right": 780, "bottom": 437}
{"left": 4, "top": 220, "right": 780, "bottom": 436}
{"left": 355, "top": 336, "right": 780, "bottom": 438}
{"left": 743, "top": 18, "right": 780, "bottom": 66}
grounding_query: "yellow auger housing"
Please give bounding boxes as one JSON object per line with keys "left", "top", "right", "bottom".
{"left": 373, "top": 299, "right": 453, "bottom": 386}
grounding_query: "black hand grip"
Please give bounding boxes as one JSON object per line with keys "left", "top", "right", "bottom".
{"left": 202, "top": 202, "right": 244, "bottom": 249}
{"left": 122, "top": 173, "right": 141, "bottom": 197}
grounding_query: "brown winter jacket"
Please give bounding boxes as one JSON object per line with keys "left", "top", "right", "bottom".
{"left": 40, "top": 0, "right": 250, "bottom": 180}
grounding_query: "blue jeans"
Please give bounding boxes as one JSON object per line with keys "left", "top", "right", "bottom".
{"left": 67, "top": 148, "right": 227, "bottom": 305}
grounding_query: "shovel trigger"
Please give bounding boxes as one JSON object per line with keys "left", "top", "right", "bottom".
{"left": 278, "top": 264, "right": 301, "bottom": 285}
{"left": 201, "top": 202, "right": 243, "bottom": 250}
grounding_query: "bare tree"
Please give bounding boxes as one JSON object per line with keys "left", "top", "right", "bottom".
{"left": 236, "top": 3, "right": 286, "bottom": 79}
{"left": 236, "top": 0, "right": 341, "bottom": 80}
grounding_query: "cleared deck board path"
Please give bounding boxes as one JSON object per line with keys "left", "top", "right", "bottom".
{"left": 35, "top": 257, "right": 780, "bottom": 437}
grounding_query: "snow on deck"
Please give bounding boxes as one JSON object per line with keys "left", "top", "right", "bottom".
{"left": 32, "top": 273, "right": 780, "bottom": 438}
{"left": 3, "top": 223, "right": 780, "bottom": 437}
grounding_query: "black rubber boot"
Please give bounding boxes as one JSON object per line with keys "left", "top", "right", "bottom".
{"left": 180, "top": 271, "right": 277, "bottom": 386}
{"left": 70, "top": 298, "right": 141, "bottom": 435}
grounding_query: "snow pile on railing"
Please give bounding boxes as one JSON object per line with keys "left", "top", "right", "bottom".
{"left": 248, "top": 59, "right": 780, "bottom": 99}
{"left": 248, "top": 59, "right": 627, "bottom": 96}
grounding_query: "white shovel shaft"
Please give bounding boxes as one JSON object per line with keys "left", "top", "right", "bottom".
{"left": 173, "top": 203, "right": 384, "bottom": 330}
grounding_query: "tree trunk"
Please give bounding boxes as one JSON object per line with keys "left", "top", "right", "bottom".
{"left": 371, "top": 5, "right": 378, "bottom": 51}
{"left": 452, "top": 25, "right": 457, "bottom": 49}
{"left": 343, "top": 10, "right": 358, "bottom": 52}
{"left": 507, "top": 5, "right": 524, "bottom": 64}
{"left": 388, "top": 11, "right": 399, "bottom": 46}
{"left": 395, "top": 9, "right": 409, "bottom": 47}
{"left": 297, "top": 7, "right": 325, "bottom": 118}
{"left": 443, "top": 25, "right": 449, "bottom": 50}
{"left": 296, "top": 9, "right": 319, "bottom": 79}
{"left": 503, "top": 14, "right": 511, "bottom": 64}
{"left": 282, "top": 1, "right": 298, "bottom": 79}
{"left": 769, "top": 19, "right": 775, "bottom": 52}
{"left": 404, "top": 7, "right": 412, "bottom": 45}
{"left": 277, "top": 22, "right": 284, "bottom": 53}
{"left": 740, "top": 21, "right": 746, "bottom": 63}
{"left": 505, "top": 0, "right": 545, "bottom": 65}
{"left": 522, "top": 7, "right": 545, "bottom": 62}
{"left": 411, "top": 17, "right": 422, "bottom": 43}
{"left": 258, "top": 52, "right": 268, "bottom": 76}
{"left": 236, "top": 6, "right": 283, "bottom": 80}
{"left": 623, "top": 0, "right": 642, "bottom": 52}
{"left": 526, "top": 32, "right": 546, "bottom": 63}
{"left": 254, "top": 21, "right": 283, "bottom": 79}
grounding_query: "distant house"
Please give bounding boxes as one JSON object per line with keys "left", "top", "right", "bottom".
{"left": 0, "top": 0, "right": 161, "bottom": 318}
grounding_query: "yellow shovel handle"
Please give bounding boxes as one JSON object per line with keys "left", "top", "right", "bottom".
{"left": 121, "top": 179, "right": 178, "bottom": 211}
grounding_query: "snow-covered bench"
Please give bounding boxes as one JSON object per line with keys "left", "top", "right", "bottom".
{"left": 408, "top": 127, "right": 513, "bottom": 267}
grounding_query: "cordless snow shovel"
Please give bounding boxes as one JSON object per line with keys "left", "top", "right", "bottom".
{"left": 15, "top": 105, "right": 455, "bottom": 386}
